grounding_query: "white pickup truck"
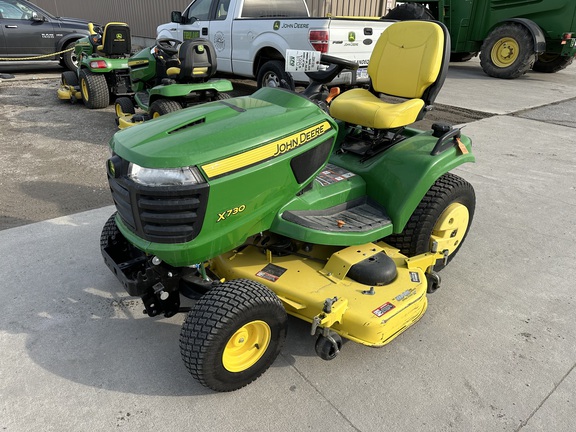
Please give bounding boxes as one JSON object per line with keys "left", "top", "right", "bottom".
{"left": 156, "top": 0, "right": 392, "bottom": 88}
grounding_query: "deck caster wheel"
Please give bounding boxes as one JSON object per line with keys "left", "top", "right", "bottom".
{"left": 315, "top": 332, "right": 342, "bottom": 361}
{"left": 426, "top": 271, "right": 441, "bottom": 293}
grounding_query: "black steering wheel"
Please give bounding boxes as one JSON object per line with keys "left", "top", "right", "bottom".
{"left": 319, "top": 54, "right": 359, "bottom": 71}
{"left": 156, "top": 38, "right": 182, "bottom": 56}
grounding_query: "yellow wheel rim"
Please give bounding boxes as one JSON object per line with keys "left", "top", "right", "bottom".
{"left": 115, "top": 104, "right": 124, "bottom": 117}
{"left": 81, "top": 79, "right": 89, "bottom": 101}
{"left": 430, "top": 203, "right": 469, "bottom": 257}
{"left": 152, "top": 112, "right": 161, "bottom": 119}
{"left": 222, "top": 320, "right": 271, "bottom": 372}
{"left": 491, "top": 37, "right": 519, "bottom": 67}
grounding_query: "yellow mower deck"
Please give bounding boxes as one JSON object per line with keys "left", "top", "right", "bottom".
{"left": 210, "top": 240, "right": 443, "bottom": 347}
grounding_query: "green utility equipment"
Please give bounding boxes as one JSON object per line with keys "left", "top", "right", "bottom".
{"left": 385, "top": 0, "right": 576, "bottom": 78}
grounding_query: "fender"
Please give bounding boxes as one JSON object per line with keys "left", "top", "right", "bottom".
{"left": 502, "top": 18, "right": 546, "bottom": 54}
{"left": 56, "top": 33, "right": 87, "bottom": 51}
{"left": 329, "top": 128, "right": 475, "bottom": 234}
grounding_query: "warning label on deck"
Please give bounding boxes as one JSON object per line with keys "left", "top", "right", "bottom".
{"left": 315, "top": 164, "right": 356, "bottom": 186}
{"left": 256, "top": 263, "right": 287, "bottom": 282}
{"left": 372, "top": 302, "right": 395, "bottom": 317}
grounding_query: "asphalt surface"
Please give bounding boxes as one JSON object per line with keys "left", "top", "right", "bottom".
{"left": 1, "top": 58, "right": 575, "bottom": 431}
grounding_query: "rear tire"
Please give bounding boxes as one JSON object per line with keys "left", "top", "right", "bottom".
{"left": 480, "top": 23, "right": 535, "bottom": 79}
{"left": 450, "top": 52, "right": 478, "bottom": 62}
{"left": 383, "top": 3, "right": 434, "bottom": 20}
{"left": 256, "top": 60, "right": 295, "bottom": 90}
{"left": 180, "top": 279, "right": 287, "bottom": 392}
{"left": 79, "top": 69, "right": 110, "bottom": 109}
{"left": 149, "top": 99, "right": 182, "bottom": 118}
{"left": 385, "top": 173, "right": 475, "bottom": 270}
{"left": 533, "top": 53, "right": 574, "bottom": 73}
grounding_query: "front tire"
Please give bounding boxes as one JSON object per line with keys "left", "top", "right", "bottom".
{"left": 79, "top": 69, "right": 110, "bottom": 109}
{"left": 480, "top": 23, "right": 535, "bottom": 79}
{"left": 385, "top": 173, "right": 475, "bottom": 270}
{"left": 533, "top": 52, "right": 574, "bottom": 73}
{"left": 256, "top": 60, "right": 295, "bottom": 90}
{"left": 180, "top": 279, "right": 287, "bottom": 392}
{"left": 149, "top": 99, "right": 182, "bottom": 118}
{"left": 115, "top": 97, "right": 135, "bottom": 117}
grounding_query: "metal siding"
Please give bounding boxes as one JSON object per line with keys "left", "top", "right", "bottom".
{"left": 30, "top": 0, "right": 396, "bottom": 38}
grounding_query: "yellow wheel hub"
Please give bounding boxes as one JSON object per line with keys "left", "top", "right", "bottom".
{"left": 81, "top": 79, "right": 89, "bottom": 101}
{"left": 152, "top": 112, "right": 161, "bottom": 119}
{"left": 491, "top": 37, "right": 519, "bottom": 67}
{"left": 430, "top": 203, "right": 469, "bottom": 256}
{"left": 115, "top": 104, "right": 124, "bottom": 117}
{"left": 222, "top": 320, "right": 271, "bottom": 372}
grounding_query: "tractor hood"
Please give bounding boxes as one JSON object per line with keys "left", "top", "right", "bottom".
{"left": 110, "top": 88, "right": 338, "bottom": 171}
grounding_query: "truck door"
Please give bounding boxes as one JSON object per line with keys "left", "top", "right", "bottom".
{"left": 178, "top": 0, "right": 213, "bottom": 41}
{"left": 209, "top": 0, "right": 232, "bottom": 72}
{"left": 0, "top": 0, "right": 54, "bottom": 55}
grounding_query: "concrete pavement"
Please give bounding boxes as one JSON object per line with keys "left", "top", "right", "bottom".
{"left": 1, "top": 61, "right": 575, "bottom": 431}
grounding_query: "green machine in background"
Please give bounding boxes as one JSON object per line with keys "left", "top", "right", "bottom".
{"left": 385, "top": 0, "right": 576, "bottom": 78}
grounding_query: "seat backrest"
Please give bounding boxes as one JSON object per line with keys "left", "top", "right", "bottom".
{"left": 177, "top": 39, "right": 217, "bottom": 82}
{"left": 101, "top": 22, "right": 131, "bottom": 56}
{"left": 368, "top": 20, "right": 450, "bottom": 106}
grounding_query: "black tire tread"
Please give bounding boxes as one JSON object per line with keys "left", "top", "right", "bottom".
{"left": 479, "top": 23, "right": 535, "bottom": 79}
{"left": 80, "top": 69, "right": 110, "bottom": 109}
{"left": 180, "top": 279, "right": 287, "bottom": 392}
{"left": 61, "top": 70, "right": 78, "bottom": 87}
{"left": 115, "top": 97, "right": 135, "bottom": 116}
{"left": 149, "top": 99, "right": 182, "bottom": 116}
{"left": 383, "top": 3, "right": 435, "bottom": 20}
{"left": 385, "top": 173, "right": 475, "bottom": 265}
{"left": 100, "top": 213, "right": 118, "bottom": 250}
{"left": 533, "top": 54, "right": 574, "bottom": 73}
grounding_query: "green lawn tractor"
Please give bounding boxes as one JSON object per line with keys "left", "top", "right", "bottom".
{"left": 114, "top": 38, "right": 233, "bottom": 129}
{"left": 101, "top": 21, "right": 476, "bottom": 392}
{"left": 57, "top": 22, "right": 133, "bottom": 109}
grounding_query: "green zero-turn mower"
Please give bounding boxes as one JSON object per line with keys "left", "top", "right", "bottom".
{"left": 114, "top": 38, "right": 233, "bottom": 129}
{"left": 101, "top": 20, "right": 476, "bottom": 392}
{"left": 57, "top": 22, "right": 133, "bottom": 109}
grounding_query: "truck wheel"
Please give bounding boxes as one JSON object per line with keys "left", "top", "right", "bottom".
{"left": 450, "top": 52, "right": 478, "bottom": 62}
{"left": 383, "top": 3, "right": 434, "bottom": 20}
{"left": 385, "top": 173, "right": 475, "bottom": 271}
{"left": 533, "top": 52, "right": 574, "bottom": 73}
{"left": 480, "top": 23, "right": 535, "bottom": 79}
{"left": 256, "top": 60, "right": 295, "bottom": 90}
{"left": 149, "top": 99, "right": 182, "bottom": 118}
{"left": 61, "top": 40, "right": 79, "bottom": 71}
{"left": 79, "top": 69, "right": 110, "bottom": 109}
{"left": 180, "top": 279, "right": 287, "bottom": 392}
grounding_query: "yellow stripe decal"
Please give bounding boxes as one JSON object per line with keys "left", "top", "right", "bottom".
{"left": 128, "top": 59, "right": 150, "bottom": 67}
{"left": 201, "top": 121, "right": 332, "bottom": 178}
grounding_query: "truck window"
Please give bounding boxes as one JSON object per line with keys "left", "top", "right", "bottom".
{"left": 184, "top": 0, "right": 213, "bottom": 21}
{"left": 215, "top": 0, "right": 230, "bottom": 21}
{"left": 241, "top": 0, "right": 308, "bottom": 18}
{"left": 0, "top": 0, "right": 35, "bottom": 20}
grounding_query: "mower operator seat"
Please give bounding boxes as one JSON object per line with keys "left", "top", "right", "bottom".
{"left": 98, "top": 22, "right": 131, "bottom": 56}
{"left": 330, "top": 20, "right": 450, "bottom": 129}
{"left": 173, "top": 39, "right": 218, "bottom": 83}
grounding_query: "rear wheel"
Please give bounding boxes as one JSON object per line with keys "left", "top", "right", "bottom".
{"left": 383, "top": 3, "right": 434, "bottom": 20}
{"left": 480, "top": 23, "right": 535, "bottom": 79}
{"left": 149, "top": 99, "right": 182, "bottom": 118}
{"left": 385, "top": 173, "right": 475, "bottom": 270}
{"left": 450, "top": 52, "right": 478, "bottom": 62}
{"left": 533, "top": 52, "right": 574, "bottom": 73}
{"left": 180, "top": 279, "right": 287, "bottom": 392}
{"left": 79, "top": 69, "right": 109, "bottom": 109}
{"left": 256, "top": 60, "right": 295, "bottom": 90}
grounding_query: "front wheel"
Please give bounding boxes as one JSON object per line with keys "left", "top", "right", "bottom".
{"left": 149, "top": 99, "right": 182, "bottom": 118}
{"left": 480, "top": 23, "right": 535, "bottom": 79}
{"left": 79, "top": 69, "right": 109, "bottom": 109}
{"left": 180, "top": 279, "right": 288, "bottom": 392}
{"left": 385, "top": 173, "right": 475, "bottom": 271}
{"left": 256, "top": 60, "right": 295, "bottom": 90}
{"left": 533, "top": 53, "right": 574, "bottom": 73}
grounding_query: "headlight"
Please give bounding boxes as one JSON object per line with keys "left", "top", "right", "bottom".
{"left": 128, "top": 163, "right": 206, "bottom": 186}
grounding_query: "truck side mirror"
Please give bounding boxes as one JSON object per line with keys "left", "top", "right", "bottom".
{"left": 31, "top": 12, "right": 45, "bottom": 22}
{"left": 171, "top": 11, "right": 182, "bottom": 24}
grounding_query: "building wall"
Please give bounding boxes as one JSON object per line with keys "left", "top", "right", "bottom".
{"left": 31, "top": 0, "right": 396, "bottom": 39}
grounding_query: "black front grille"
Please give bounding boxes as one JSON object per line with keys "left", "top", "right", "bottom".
{"left": 107, "top": 160, "right": 209, "bottom": 244}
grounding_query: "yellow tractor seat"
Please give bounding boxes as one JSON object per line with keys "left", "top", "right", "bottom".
{"left": 330, "top": 20, "right": 449, "bottom": 129}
